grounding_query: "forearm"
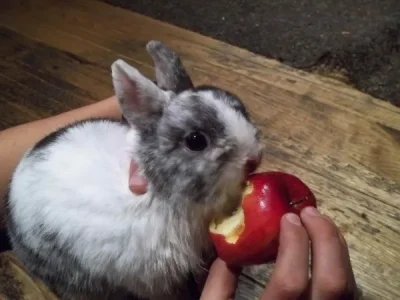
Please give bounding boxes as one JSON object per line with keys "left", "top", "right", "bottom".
{"left": 0, "top": 96, "right": 121, "bottom": 226}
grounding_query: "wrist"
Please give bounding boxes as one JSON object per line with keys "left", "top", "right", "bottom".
{"left": 88, "top": 95, "right": 121, "bottom": 120}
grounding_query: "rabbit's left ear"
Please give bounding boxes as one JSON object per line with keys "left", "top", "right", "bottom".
{"left": 111, "top": 59, "right": 168, "bottom": 126}
{"left": 146, "top": 40, "right": 194, "bottom": 93}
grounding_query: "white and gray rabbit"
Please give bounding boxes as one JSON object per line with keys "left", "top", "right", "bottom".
{"left": 5, "top": 41, "right": 263, "bottom": 300}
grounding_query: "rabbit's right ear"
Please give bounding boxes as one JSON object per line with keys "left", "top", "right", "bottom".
{"left": 111, "top": 59, "right": 169, "bottom": 126}
{"left": 146, "top": 41, "right": 194, "bottom": 93}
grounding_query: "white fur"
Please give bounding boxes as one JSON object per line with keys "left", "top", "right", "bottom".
{"left": 9, "top": 120, "right": 208, "bottom": 297}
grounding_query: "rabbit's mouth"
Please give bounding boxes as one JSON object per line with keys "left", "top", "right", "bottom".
{"left": 243, "top": 152, "right": 263, "bottom": 176}
{"left": 208, "top": 154, "right": 262, "bottom": 222}
{"left": 210, "top": 183, "right": 244, "bottom": 221}
{"left": 218, "top": 163, "right": 261, "bottom": 217}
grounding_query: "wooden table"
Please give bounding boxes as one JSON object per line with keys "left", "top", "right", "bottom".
{"left": 0, "top": 0, "right": 399, "bottom": 299}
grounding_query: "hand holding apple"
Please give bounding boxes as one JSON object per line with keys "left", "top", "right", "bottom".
{"left": 209, "top": 172, "right": 317, "bottom": 266}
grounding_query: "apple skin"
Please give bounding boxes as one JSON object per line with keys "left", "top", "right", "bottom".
{"left": 209, "top": 171, "right": 317, "bottom": 266}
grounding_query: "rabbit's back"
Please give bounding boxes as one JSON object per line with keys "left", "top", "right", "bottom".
{"left": 5, "top": 119, "right": 144, "bottom": 298}
{"left": 6, "top": 118, "right": 205, "bottom": 299}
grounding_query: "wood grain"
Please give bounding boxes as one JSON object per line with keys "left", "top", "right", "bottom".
{"left": 0, "top": 0, "right": 399, "bottom": 299}
{"left": 0, "top": 252, "right": 58, "bottom": 300}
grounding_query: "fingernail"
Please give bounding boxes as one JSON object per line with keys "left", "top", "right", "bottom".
{"left": 129, "top": 175, "right": 147, "bottom": 187}
{"left": 285, "top": 213, "right": 301, "bottom": 226}
{"left": 129, "top": 176, "right": 148, "bottom": 194}
{"left": 303, "top": 206, "right": 320, "bottom": 216}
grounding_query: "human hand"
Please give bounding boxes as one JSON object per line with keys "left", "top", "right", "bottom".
{"left": 128, "top": 159, "right": 148, "bottom": 194}
{"left": 127, "top": 163, "right": 358, "bottom": 299}
{"left": 200, "top": 207, "right": 358, "bottom": 300}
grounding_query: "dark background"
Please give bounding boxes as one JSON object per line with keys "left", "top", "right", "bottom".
{"left": 103, "top": 0, "right": 400, "bottom": 107}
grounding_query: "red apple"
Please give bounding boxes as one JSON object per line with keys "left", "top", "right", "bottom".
{"left": 209, "top": 171, "right": 317, "bottom": 266}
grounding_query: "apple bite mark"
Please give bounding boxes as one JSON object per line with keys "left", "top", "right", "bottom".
{"left": 209, "top": 208, "right": 244, "bottom": 244}
{"left": 209, "top": 182, "right": 253, "bottom": 244}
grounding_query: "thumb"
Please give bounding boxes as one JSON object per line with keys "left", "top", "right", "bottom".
{"left": 128, "top": 160, "right": 148, "bottom": 195}
{"left": 200, "top": 258, "right": 241, "bottom": 300}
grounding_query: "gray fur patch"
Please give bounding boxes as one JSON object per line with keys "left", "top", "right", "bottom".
{"left": 193, "top": 85, "right": 251, "bottom": 121}
{"left": 147, "top": 41, "right": 194, "bottom": 93}
{"left": 29, "top": 118, "right": 126, "bottom": 156}
{"left": 136, "top": 93, "right": 237, "bottom": 205}
{"left": 6, "top": 205, "right": 119, "bottom": 299}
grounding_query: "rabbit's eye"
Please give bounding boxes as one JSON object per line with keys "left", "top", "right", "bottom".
{"left": 185, "top": 131, "right": 208, "bottom": 151}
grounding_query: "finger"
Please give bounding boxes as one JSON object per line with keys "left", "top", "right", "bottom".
{"left": 301, "top": 207, "right": 356, "bottom": 299}
{"left": 200, "top": 258, "right": 241, "bottom": 300}
{"left": 338, "top": 231, "right": 358, "bottom": 297}
{"left": 129, "top": 175, "right": 148, "bottom": 194}
{"left": 261, "top": 213, "right": 310, "bottom": 300}
{"left": 128, "top": 160, "right": 148, "bottom": 194}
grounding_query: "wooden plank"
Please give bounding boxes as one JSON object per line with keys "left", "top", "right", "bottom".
{"left": 0, "top": 0, "right": 398, "bottom": 206}
{"left": 5, "top": 0, "right": 399, "bottom": 129}
{"left": 0, "top": 26, "right": 108, "bottom": 131}
{"left": 242, "top": 152, "right": 400, "bottom": 299}
{"left": 236, "top": 274, "right": 266, "bottom": 300}
{"left": 0, "top": 251, "right": 58, "bottom": 300}
{"left": 0, "top": 0, "right": 399, "bottom": 299}
{"left": 0, "top": 98, "right": 39, "bottom": 131}
{"left": 0, "top": 26, "right": 108, "bottom": 105}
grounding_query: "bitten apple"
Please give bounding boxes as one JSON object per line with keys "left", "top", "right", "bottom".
{"left": 209, "top": 171, "right": 317, "bottom": 266}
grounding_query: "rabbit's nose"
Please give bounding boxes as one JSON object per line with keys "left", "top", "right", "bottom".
{"left": 245, "top": 153, "right": 262, "bottom": 175}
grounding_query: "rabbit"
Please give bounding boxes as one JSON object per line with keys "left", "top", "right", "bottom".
{"left": 4, "top": 40, "right": 263, "bottom": 300}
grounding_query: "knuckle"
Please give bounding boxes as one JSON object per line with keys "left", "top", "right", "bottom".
{"left": 318, "top": 276, "right": 349, "bottom": 297}
{"left": 273, "top": 273, "right": 308, "bottom": 297}
{"left": 316, "top": 217, "right": 340, "bottom": 241}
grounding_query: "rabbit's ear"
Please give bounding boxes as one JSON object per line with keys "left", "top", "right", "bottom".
{"left": 146, "top": 40, "right": 194, "bottom": 93}
{"left": 111, "top": 59, "right": 168, "bottom": 125}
